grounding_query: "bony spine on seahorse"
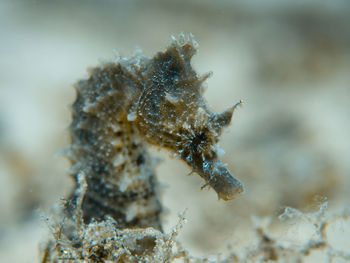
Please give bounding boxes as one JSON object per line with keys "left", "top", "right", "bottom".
{"left": 68, "top": 33, "right": 244, "bottom": 231}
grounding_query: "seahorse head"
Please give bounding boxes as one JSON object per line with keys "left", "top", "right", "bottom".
{"left": 131, "top": 34, "right": 244, "bottom": 200}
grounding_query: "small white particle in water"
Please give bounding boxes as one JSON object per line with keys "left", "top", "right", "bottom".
{"left": 113, "top": 154, "right": 124, "bottom": 166}
{"left": 125, "top": 203, "right": 138, "bottom": 222}
{"left": 127, "top": 112, "right": 137, "bottom": 121}
{"left": 165, "top": 92, "right": 178, "bottom": 104}
{"left": 216, "top": 147, "right": 226, "bottom": 158}
{"left": 119, "top": 173, "right": 132, "bottom": 192}
{"left": 111, "top": 138, "right": 122, "bottom": 146}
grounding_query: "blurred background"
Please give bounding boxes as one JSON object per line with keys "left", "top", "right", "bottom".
{"left": 1, "top": 0, "right": 350, "bottom": 262}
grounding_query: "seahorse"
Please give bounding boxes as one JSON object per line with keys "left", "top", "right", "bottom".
{"left": 68, "top": 33, "right": 244, "bottom": 231}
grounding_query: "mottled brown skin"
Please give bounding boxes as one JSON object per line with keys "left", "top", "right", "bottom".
{"left": 68, "top": 34, "right": 244, "bottom": 230}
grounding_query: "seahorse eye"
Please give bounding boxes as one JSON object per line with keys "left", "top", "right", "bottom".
{"left": 190, "top": 132, "right": 207, "bottom": 153}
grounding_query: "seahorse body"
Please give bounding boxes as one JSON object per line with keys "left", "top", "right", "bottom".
{"left": 68, "top": 34, "right": 244, "bottom": 231}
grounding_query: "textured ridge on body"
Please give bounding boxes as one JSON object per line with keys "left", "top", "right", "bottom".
{"left": 68, "top": 33, "right": 244, "bottom": 230}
